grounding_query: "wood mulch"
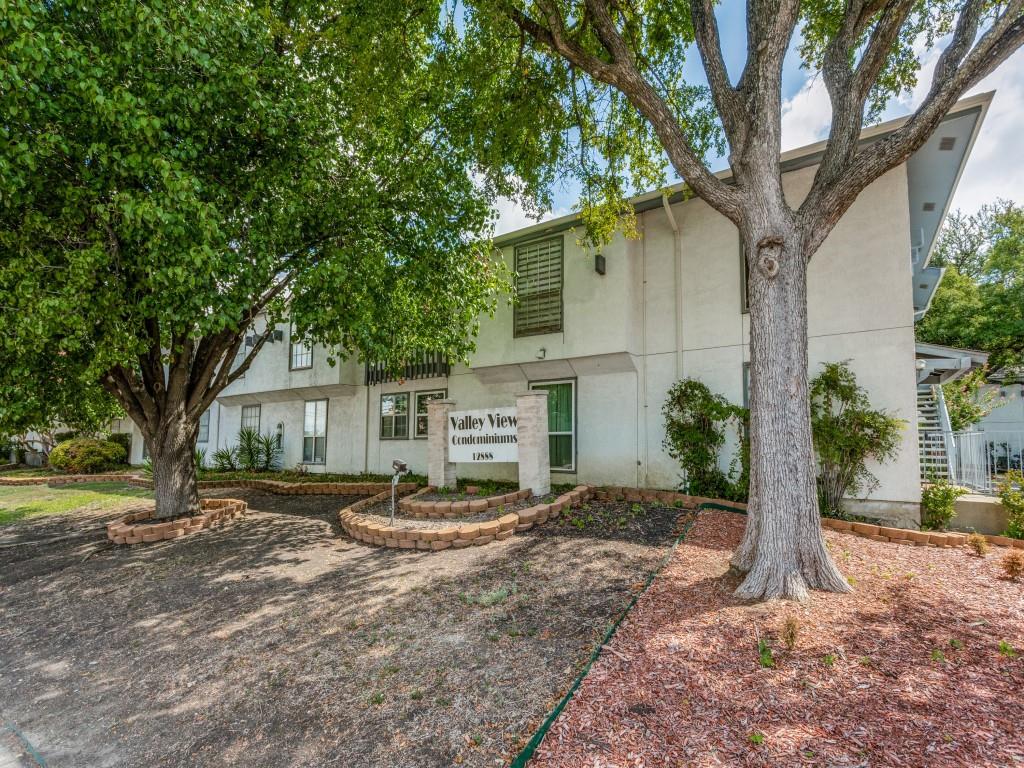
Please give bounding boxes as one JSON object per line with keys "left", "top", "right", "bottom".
{"left": 530, "top": 510, "right": 1024, "bottom": 768}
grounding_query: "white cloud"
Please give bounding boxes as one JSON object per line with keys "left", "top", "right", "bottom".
{"left": 778, "top": 40, "right": 1024, "bottom": 214}
{"left": 492, "top": 195, "right": 571, "bottom": 237}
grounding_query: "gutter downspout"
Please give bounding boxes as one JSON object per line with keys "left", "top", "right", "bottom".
{"left": 662, "top": 195, "right": 684, "bottom": 380}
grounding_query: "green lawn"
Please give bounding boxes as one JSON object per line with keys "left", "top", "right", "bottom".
{"left": 0, "top": 483, "right": 152, "bottom": 526}
{"left": 0, "top": 466, "right": 132, "bottom": 478}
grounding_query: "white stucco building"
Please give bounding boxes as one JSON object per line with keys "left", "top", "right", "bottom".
{"left": 115, "top": 94, "right": 992, "bottom": 525}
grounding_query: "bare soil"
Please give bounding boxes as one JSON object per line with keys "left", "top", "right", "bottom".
{"left": 0, "top": 489, "right": 680, "bottom": 768}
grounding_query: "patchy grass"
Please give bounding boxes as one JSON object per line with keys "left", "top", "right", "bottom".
{"left": 0, "top": 466, "right": 132, "bottom": 478}
{"left": 0, "top": 482, "right": 150, "bottom": 525}
{"left": 197, "top": 469, "right": 428, "bottom": 485}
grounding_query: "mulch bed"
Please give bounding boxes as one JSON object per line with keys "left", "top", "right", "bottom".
{"left": 358, "top": 499, "right": 506, "bottom": 529}
{"left": 529, "top": 510, "right": 1024, "bottom": 767}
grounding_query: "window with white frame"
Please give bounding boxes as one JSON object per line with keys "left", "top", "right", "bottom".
{"left": 414, "top": 390, "right": 447, "bottom": 438}
{"left": 514, "top": 237, "right": 563, "bottom": 337}
{"left": 380, "top": 393, "right": 409, "bottom": 439}
{"left": 241, "top": 404, "right": 261, "bottom": 431}
{"left": 197, "top": 410, "right": 210, "bottom": 443}
{"left": 303, "top": 399, "right": 327, "bottom": 463}
{"left": 290, "top": 325, "right": 312, "bottom": 370}
{"left": 529, "top": 380, "right": 575, "bottom": 471}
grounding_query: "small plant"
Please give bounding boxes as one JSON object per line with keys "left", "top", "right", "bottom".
{"left": 748, "top": 731, "right": 765, "bottom": 745}
{"left": 369, "top": 692, "right": 384, "bottom": 706}
{"left": 967, "top": 532, "right": 989, "bottom": 557}
{"left": 672, "top": 499, "right": 685, "bottom": 508}
{"left": 194, "top": 447, "right": 207, "bottom": 469}
{"left": 949, "top": 638, "right": 964, "bottom": 650}
{"left": 931, "top": 649, "right": 946, "bottom": 663}
{"left": 997, "top": 470, "right": 1024, "bottom": 539}
{"left": 781, "top": 616, "right": 800, "bottom": 651}
{"left": 212, "top": 446, "right": 239, "bottom": 471}
{"left": 822, "top": 653, "right": 836, "bottom": 667}
{"left": 757, "top": 637, "right": 775, "bottom": 668}
{"left": 1001, "top": 551, "right": 1024, "bottom": 581}
{"left": 998, "top": 640, "right": 1018, "bottom": 659}
{"left": 410, "top": 689, "right": 423, "bottom": 700}
{"left": 920, "top": 479, "right": 968, "bottom": 531}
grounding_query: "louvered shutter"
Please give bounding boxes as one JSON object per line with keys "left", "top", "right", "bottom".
{"left": 514, "top": 238, "right": 563, "bottom": 336}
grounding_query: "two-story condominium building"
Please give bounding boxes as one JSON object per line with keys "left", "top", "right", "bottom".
{"left": 116, "top": 93, "right": 992, "bottom": 526}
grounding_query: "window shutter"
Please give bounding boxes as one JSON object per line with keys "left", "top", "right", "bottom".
{"left": 515, "top": 238, "right": 563, "bottom": 336}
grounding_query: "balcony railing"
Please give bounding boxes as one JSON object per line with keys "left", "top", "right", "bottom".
{"left": 364, "top": 352, "right": 450, "bottom": 386}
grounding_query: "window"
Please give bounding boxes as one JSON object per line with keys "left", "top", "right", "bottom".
{"left": 197, "top": 410, "right": 210, "bottom": 443}
{"left": 514, "top": 237, "right": 563, "bottom": 336}
{"left": 290, "top": 325, "right": 312, "bottom": 370}
{"left": 380, "top": 393, "right": 409, "bottom": 439}
{"left": 303, "top": 399, "right": 328, "bottom": 463}
{"left": 742, "top": 363, "right": 750, "bottom": 409}
{"left": 241, "top": 404, "right": 261, "bottom": 431}
{"left": 530, "top": 380, "right": 575, "bottom": 471}
{"left": 414, "top": 390, "right": 447, "bottom": 438}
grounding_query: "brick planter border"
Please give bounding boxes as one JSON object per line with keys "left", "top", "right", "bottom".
{"left": 397, "top": 486, "right": 535, "bottom": 518}
{"left": 106, "top": 498, "right": 248, "bottom": 545}
{"left": 340, "top": 486, "right": 595, "bottom": 551}
{"left": 821, "top": 516, "right": 1023, "bottom": 549}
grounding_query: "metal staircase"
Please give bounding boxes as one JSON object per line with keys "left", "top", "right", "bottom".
{"left": 918, "top": 386, "right": 951, "bottom": 481}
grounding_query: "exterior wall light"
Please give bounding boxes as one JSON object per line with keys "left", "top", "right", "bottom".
{"left": 595, "top": 253, "right": 606, "bottom": 275}
{"left": 536, "top": 347, "right": 546, "bottom": 360}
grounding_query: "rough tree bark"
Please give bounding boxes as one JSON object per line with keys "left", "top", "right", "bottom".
{"left": 149, "top": 407, "right": 202, "bottom": 519}
{"left": 499, "top": 0, "right": 1024, "bottom": 600}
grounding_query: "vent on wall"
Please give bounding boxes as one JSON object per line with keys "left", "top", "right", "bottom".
{"left": 939, "top": 136, "right": 956, "bottom": 151}
{"left": 922, "top": 202, "right": 936, "bottom": 212}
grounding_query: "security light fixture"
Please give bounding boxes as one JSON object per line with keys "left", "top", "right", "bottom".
{"left": 390, "top": 459, "right": 409, "bottom": 525}
{"left": 536, "top": 347, "right": 546, "bottom": 360}
{"left": 595, "top": 253, "right": 606, "bottom": 275}
{"left": 392, "top": 459, "right": 408, "bottom": 474}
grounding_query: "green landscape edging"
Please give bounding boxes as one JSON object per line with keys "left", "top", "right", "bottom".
{"left": 507, "top": 500, "right": 746, "bottom": 767}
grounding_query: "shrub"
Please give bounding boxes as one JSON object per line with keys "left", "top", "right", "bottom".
{"left": 810, "top": 362, "right": 905, "bottom": 517}
{"left": 106, "top": 432, "right": 132, "bottom": 455}
{"left": 941, "top": 367, "right": 998, "bottom": 432}
{"left": 920, "top": 479, "right": 969, "bottom": 531}
{"left": 1001, "top": 551, "right": 1024, "bottom": 581}
{"left": 49, "top": 438, "right": 127, "bottom": 474}
{"left": 782, "top": 616, "right": 800, "bottom": 651}
{"left": 233, "top": 427, "right": 282, "bottom": 472}
{"left": 966, "top": 532, "right": 989, "bottom": 557}
{"left": 997, "top": 470, "right": 1024, "bottom": 539}
{"left": 662, "top": 379, "right": 748, "bottom": 501}
{"left": 213, "top": 447, "right": 239, "bottom": 472}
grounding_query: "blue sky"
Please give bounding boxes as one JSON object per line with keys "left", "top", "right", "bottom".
{"left": 494, "top": 4, "right": 1024, "bottom": 234}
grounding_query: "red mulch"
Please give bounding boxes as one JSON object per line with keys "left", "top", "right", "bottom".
{"left": 529, "top": 511, "right": 1024, "bottom": 767}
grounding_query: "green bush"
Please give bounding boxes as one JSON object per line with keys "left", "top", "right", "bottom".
{"left": 106, "top": 432, "right": 132, "bottom": 455}
{"left": 920, "top": 479, "right": 969, "bottom": 531}
{"left": 662, "top": 378, "right": 748, "bottom": 501}
{"left": 811, "top": 362, "right": 905, "bottom": 517}
{"left": 49, "top": 438, "right": 127, "bottom": 474}
{"left": 998, "top": 469, "right": 1024, "bottom": 539}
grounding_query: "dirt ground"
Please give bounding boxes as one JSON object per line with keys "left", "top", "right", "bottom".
{"left": 0, "top": 487, "right": 680, "bottom": 768}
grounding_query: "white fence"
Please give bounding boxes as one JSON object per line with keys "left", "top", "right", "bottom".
{"left": 951, "top": 430, "right": 1024, "bottom": 493}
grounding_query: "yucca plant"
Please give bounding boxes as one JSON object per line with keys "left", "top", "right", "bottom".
{"left": 256, "top": 432, "right": 282, "bottom": 471}
{"left": 212, "top": 446, "right": 238, "bottom": 472}
{"left": 237, "top": 427, "right": 262, "bottom": 471}
{"left": 194, "top": 447, "right": 207, "bottom": 469}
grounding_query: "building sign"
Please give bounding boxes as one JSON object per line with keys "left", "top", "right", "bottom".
{"left": 448, "top": 407, "right": 519, "bottom": 463}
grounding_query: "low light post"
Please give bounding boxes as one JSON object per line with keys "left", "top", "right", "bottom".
{"left": 390, "top": 458, "right": 408, "bottom": 526}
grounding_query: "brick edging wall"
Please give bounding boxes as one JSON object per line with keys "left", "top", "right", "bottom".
{"left": 340, "top": 486, "right": 594, "bottom": 551}
{"left": 397, "top": 487, "right": 534, "bottom": 518}
{"left": 106, "top": 498, "right": 247, "bottom": 545}
{"left": 822, "top": 517, "right": 1024, "bottom": 549}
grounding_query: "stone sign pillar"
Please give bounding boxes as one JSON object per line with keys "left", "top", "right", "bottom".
{"left": 427, "top": 399, "right": 457, "bottom": 490}
{"left": 516, "top": 391, "right": 550, "bottom": 496}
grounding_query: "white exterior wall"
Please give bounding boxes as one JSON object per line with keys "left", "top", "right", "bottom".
{"left": 975, "top": 383, "right": 1024, "bottom": 431}
{"left": 202, "top": 161, "right": 920, "bottom": 518}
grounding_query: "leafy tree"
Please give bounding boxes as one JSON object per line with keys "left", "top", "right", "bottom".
{"left": 941, "top": 367, "right": 998, "bottom": 431}
{"left": 810, "top": 363, "right": 904, "bottom": 518}
{"left": 0, "top": 0, "right": 508, "bottom": 518}
{"left": 919, "top": 201, "right": 1024, "bottom": 369}
{"left": 451, "top": 0, "right": 1024, "bottom": 599}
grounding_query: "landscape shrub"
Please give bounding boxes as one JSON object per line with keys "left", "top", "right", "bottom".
{"left": 663, "top": 379, "right": 748, "bottom": 501}
{"left": 810, "top": 362, "right": 904, "bottom": 517}
{"left": 997, "top": 469, "right": 1024, "bottom": 539}
{"left": 966, "top": 532, "right": 989, "bottom": 557}
{"left": 920, "top": 479, "right": 969, "bottom": 531}
{"left": 1001, "top": 551, "right": 1024, "bottom": 581}
{"left": 106, "top": 432, "right": 131, "bottom": 455}
{"left": 49, "top": 438, "right": 127, "bottom": 474}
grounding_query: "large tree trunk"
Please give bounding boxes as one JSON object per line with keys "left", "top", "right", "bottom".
{"left": 730, "top": 211, "right": 851, "bottom": 601}
{"left": 149, "top": 412, "right": 200, "bottom": 520}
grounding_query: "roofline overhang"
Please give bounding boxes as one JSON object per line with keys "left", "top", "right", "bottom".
{"left": 493, "top": 91, "right": 995, "bottom": 248}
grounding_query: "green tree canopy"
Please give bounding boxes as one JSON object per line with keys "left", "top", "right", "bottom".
{"left": 0, "top": 0, "right": 511, "bottom": 515}
{"left": 918, "top": 200, "right": 1024, "bottom": 369}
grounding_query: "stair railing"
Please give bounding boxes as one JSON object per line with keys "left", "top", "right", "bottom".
{"left": 931, "top": 384, "right": 957, "bottom": 481}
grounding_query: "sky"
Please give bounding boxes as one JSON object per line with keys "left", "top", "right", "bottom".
{"left": 492, "top": 7, "right": 1024, "bottom": 236}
